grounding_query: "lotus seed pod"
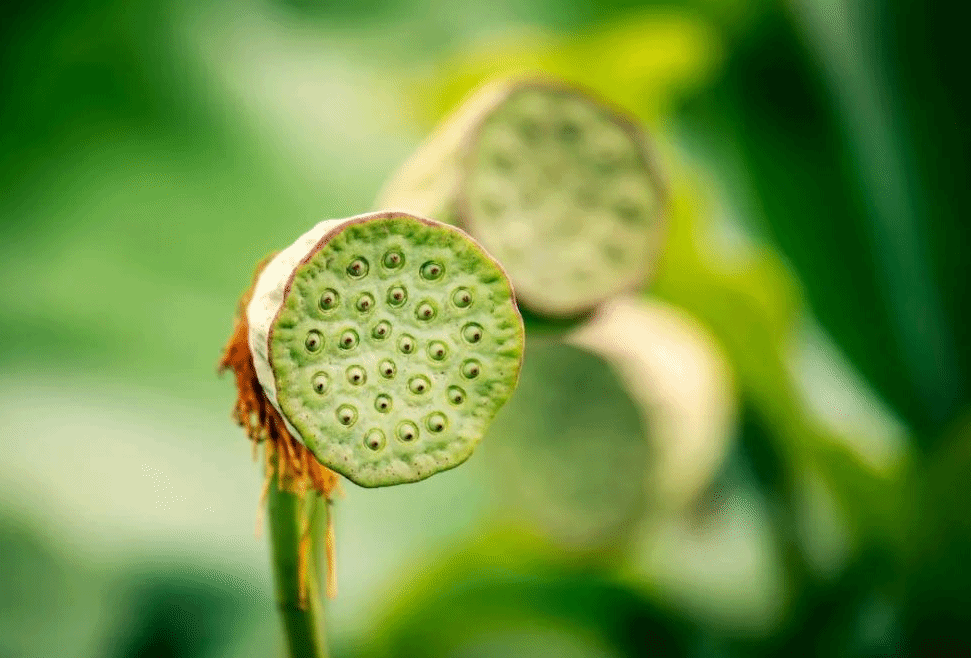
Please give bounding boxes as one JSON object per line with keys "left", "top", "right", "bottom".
{"left": 376, "top": 78, "right": 666, "bottom": 319}
{"left": 246, "top": 210, "right": 525, "bottom": 487}
{"left": 568, "top": 295, "right": 736, "bottom": 512}
{"left": 487, "top": 342, "right": 649, "bottom": 551}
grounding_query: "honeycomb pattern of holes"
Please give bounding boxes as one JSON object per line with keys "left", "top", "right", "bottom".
{"left": 451, "top": 287, "right": 473, "bottom": 309}
{"left": 336, "top": 404, "right": 358, "bottom": 427}
{"left": 461, "top": 322, "right": 483, "bottom": 344}
{"left": 414, "top": 300, "right": 437, "bottom": 322}
{"left": 305, "top": 330, "right": 323, "bottom": 353}
{"left": 419, "top": 261, "right": 444, "bottom": 281}
{"left": 338, "top": 329, "right": 359, "bottom": 350}
{"left": 378, "top": 359, "right": 397, "bottom": 379}
{"left": 355, "top": 292, "right": 376, "bottom": 313}
{"left": 397, "top": 421, "right": 419, "bottom": 443}
{"left": 382, "top": 250, "right": 405, "bottom": 270}
{"left": 364, "top": 428, "right": 386, "bottom": 451}
{"left": 312, "top": 371, "right": 330, "bottom": 395}
{"left": 346, "top": 257, "right": 369, "bottom": 279}
{"left": 318, "top": 288, "right": 340, "bottom": 311}
{"left": 398, "top": 334, "right": 416, "bottom": 354}
{"left": 427, "top": 340, "right": 448, "bottom": 362}
{"left": 447, "top": 385, "right": 466, "bottom": 406}
{"left": 461, "top": 359, "right": 482, "bottom": 379}
{"left": 374, "top": 394, "right": 392, "bottom": 413}
{"left": 387, "top": 285, "right": 408, "bottom": 308}
{"left": 408, "top": 375, "right": 431, "bottom": 395}
{"left": 346, "top": 365, "right": 367, "bottom": 386}
{"left": 425, "top": 412, "right": 448, "bottom": 434}
{"left": 371, "top": 320, "right": 392, "bottom": 341}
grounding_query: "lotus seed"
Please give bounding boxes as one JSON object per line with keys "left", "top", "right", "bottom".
{"left": 452, "top": 287, "right": 473, "bottom": 308}
{"left": 415, "top": 301, "right": 437, "bottom": 321}
{"left": 339, "top": 329, "right": 359, "bottom": 350}
{"left": 461, "top": 359, "right": 481, "bottom": 379}
{"left": 355, "top": 293, "right": 375, "bottom": 313}
{"left": 364, "top": 428, "right": 384, "bottom": 450}
{"left": 383, "top": 250, "right": 404, "bottom": 269}
{"left": 397, "top": 421, "right": 419, "bottom": 443}
{"left": 319, "top": 288, "right": 340, "bottom": 311}
{"left": 447, "top": 385, "right": 465, "bottom": 405}
{"left": 375, "top": 394, "right": 392, "bottom": 412}
{"left": 399, "top": 334, "right": 415, "bottom": 354}
{"left": 387, "top": 285, "right": 407, "bottom": 307}
{"left": 378, "top": 359, "right": 396, "bottom": 379}
{"left": 420, "top": 261, "right": 444, "bottom": 281}
{"left": 364, "top": 429, "right": 385, "bottom": 451}
{"left": 312, "top": 372, "right": 330, "bottom": 394}
{"left": 409, "top": 375, "right": 430, "bottom": 394}
{"left": 427, "top": 340, "right": 448, "bottom": 361}
{"left": 462, "top": 323, "right": 483, "bottom": 344}
{"left": 372, "top": 320, "right": 391, "bottom": 340}
{"left": 347, "top": 257, "right": 369, "bottom": 278}
{"left": 337, "top": 404, "right": 358, "bottom": 426}
{"left": 305, "top": 330, "right": 323, "bottom": 352}
{"left": 426, "top": 412, "right": 448, "bottom": 433}
{"left": 346, "top": 366, "right": 366, "bottom": 386}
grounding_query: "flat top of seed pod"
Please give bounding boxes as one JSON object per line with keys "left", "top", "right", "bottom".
{"left": 457, "top": 80, "right": 664, "bottom": 318}
{"left": 268, "top": 212, "right": 524, "bottom": 487}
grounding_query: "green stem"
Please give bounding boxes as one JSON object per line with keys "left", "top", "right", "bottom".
{"left": 266, "top": 473, "right": 329, "bottom": 658}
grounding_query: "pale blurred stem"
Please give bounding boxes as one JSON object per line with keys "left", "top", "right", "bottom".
{"left": 267, "top": 473, "right": 329, "bottom": 658}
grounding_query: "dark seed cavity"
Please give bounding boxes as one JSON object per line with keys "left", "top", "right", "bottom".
{"left": 383, "top": 250, "right": 404, "bottom": 269}
{"left": 337, "top": 404, "right": 358, "bottom": 426}
{"left": 427, "top": 341, "right": 448, "bottom": 361}
{"left": 451, "top": 287, "right": 473, "bottom": 308}
{"left": 426, "top": 412, "right": 447, "bottom": 433}
{"left": 375, "top": 394, "right": 392, "bottom": 413}
{"left": 399, "top": 335, "right": 415, "bottom": 354}
{"left": 319, "top": 289, "right": 340, "bottom": 311}
{"left": 461, "top": 359, "right": 481, "bottom": 379}
{"left": 409, "top": 375, "right": 430, "bottom": 395}
{"left": 312, "top": 372, "right": 330, "bottom": 395}
{"left": 347, "top": 257, "right": 369, "bottom": 278}
{"left": 372, "top": 321, "right": 391, "bottom": 340}
{"left": 420, "top": 261, "right": 444, "bottom": 281}
{"left": 305, "top": 330, "right": 323, "bottom": 352}
{"left": 462, "top": 323, "right": 483, "bottom": 344}
{"left": 378, "top": 359, "right": 396, "bottom": 379}
{"left": 387, "top": 285, "right": 408, "bottom": 307}
{"left": 355, "top": 293, "right": 375, "bottom": 313}
{"left": 415, "top": 301, "right": 437, "bottom": 321}
{"left": 346, "top": 366, "right": 366, "bottom": 386}
{"left": 364, "top": 429, "right": 385, "bottom": 451}
{"left": 339, "top": 329, "right": 359, "bottom": 350}
{"left": 397, "top": 421, "right": 419, "bottom": 443}
{"left": 447, "top": 385, "right": 465, "bottom": 405}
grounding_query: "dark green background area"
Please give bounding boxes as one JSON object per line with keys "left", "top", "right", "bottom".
{"left": 1, "top": 0, "right": 967, "bottom": 656}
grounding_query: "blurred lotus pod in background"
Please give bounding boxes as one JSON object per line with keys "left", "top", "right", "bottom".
{"left": 569, "top": 295, "right": 737, "bottom": 513}
{"left": 377, "top": 78, "right": 666, "bottom": 320}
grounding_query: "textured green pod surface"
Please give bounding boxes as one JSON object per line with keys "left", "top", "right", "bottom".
{"left": 248, "top": 211, "right": 524, "bottom": 487}
{"left": 377, "top": 79, "right": 665, "bottom": 319}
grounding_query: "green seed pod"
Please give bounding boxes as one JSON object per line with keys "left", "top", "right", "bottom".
{"left": 376, "top": 78, "right": 666, "bottom": 319}
{"left": 247, "top": 211, "right": 525, "bottom": 487}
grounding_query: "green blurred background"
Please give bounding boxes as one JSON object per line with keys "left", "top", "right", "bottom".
{"left": 2, "top": 0, "right": 968, "bottom": 656}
